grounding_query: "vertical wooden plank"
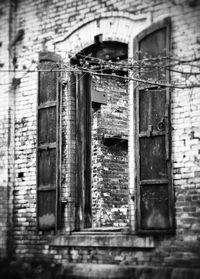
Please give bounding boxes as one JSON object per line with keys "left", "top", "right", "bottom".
{"left": 55, "top": 69, "right": 59, "bottom": 232}
{"left": 75, "top": 72, "right": 82, "bottom": 230}
{"left": 75, "top": 72, "right": 92, "bottom": 230}
{"left": 57, "top": 75, "right": 62, "bottom": 229}
{"left": 84, "top": 73, "right": 92, "bottom": 228}
{"left": 135, "top": 79, "right": 141, "bottom": 232}
{"left": 79, "top": 71, "right": 85, "bottom": 229}
{"left": 68, "top": 72, "right": 76, "bottom": 232}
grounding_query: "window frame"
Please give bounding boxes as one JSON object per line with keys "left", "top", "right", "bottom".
{"left": 37, "top": 18, "right": 174, "bottom": 237}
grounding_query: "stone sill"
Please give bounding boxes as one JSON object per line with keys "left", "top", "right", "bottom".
{"left": 50, "top": 231, "right": 155, "bottom": 248}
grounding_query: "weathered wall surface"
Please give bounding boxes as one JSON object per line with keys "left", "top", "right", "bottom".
{"left": 0, "top": 0, "right": 12, "bottom": 258}
{"left": 0, "top": 0, "right": 200, "bottom": 276}
{"left": 91, "top": 76, "right": 129, "bottom": 228}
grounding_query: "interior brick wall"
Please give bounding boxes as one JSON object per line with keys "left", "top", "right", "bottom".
{"left": 91, "top": 75, "right": 129, "bottom": 228}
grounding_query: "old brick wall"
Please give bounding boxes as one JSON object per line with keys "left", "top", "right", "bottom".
{"left": 0, "top": 0, "right": 14, "bottom": 258}
{"left": 0, "top": 0, "right": 200, "bottom": 273}
{"left": 91, "top": 75, "right": 129, "bottom": 228}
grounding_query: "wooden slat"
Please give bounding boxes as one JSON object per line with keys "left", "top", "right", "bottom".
{"left": 84, "top": 73, "right": 92, "bottom": 228}
{"left": 38, "top": 101, "right": 57, "bottom": 110}
{"left": 140, "top": 179, "right": 169, "bottom": 185}
{"left": 38, "top": 185, "right": 57, "bottom": 191}
{"left": 139, "top": 131, "right": 165, "bottom": 138}
{"left": 75, "top": 72, "right": 92, "bottom": 230}
{"left": 75, "top": 72, "right": 82, "bottom": 230}
{"left": 55, "top": 68, "right": 60, "bottom": 232}
{"left": 38, "top": 143, "right": 56, "bottom": 150}
{"left": 57, "top": 72, "right": 63, "bottom": 229}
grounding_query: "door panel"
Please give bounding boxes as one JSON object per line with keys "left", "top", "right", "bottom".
{"left": 39, "top": 61, "right": 57, "bottom": 104}
{"left": 139, "top": 28, "right": 167, "bottom": 81}
{"left": 139, "top": 89, "right": 166, "bottom": 133}
{"left": 37, "top": 52, "right": 61, "bottom": 230}
{"left": 38, "top": 191, "right": 56, "bottom": 229}
{"left": 140, "top": 136, "right": 167, "bottom": 180}
{"left": 38, "top": 149, "right": 56, "bottom": 188}
{"left": 38, "top": 107, "right": 57, "bottom": 144}
{"left": 141, "top": 184, "right": 170, "bottom": 229}
{"left": 134, "top": 17, "right": 173, "bottom": 233}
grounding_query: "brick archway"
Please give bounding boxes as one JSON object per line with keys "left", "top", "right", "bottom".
{"left": 55, "top": 12, "right": 151, "bottom": 58}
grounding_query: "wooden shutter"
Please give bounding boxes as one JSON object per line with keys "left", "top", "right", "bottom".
{"left": 75, "top": 72, "right": 92, "bottom": 230}
{"left": 37, "top": 52, "right": 61, "bottom": 230}
{"left": 134, "top": 18, "right": 174, "bottom": 233}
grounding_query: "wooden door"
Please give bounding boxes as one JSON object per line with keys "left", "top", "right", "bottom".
{"left": 134, "top": 18, "right": 174, "bottom": 233}
{"left": 37, "top": 52, "right": 61, "bottom": 230}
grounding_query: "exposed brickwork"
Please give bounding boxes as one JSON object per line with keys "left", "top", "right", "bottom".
{"left": 91, "top": 76, "right": 129, "bottom": 227}
{"left": 0, "top": 0, "right": 200, "bottom": 275}
{"left": 0, "top": 187, "right": 7, "bottom": 257}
